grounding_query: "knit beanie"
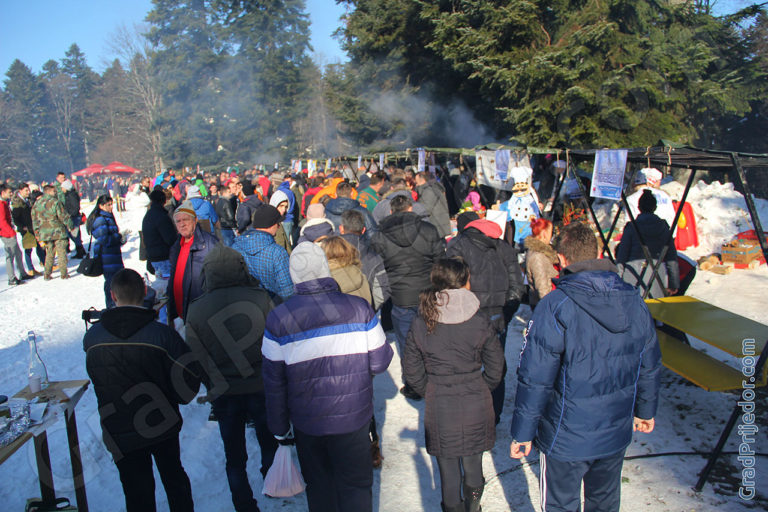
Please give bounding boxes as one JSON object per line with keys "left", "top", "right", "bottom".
{"left": 174, "top": 200, "right": 197, "bottom": 219}
{"left": 290, "top": 241, "right": 331, "bottom": 284}
{"left": 306, "top": 203, "right": 325, "bottom": 220}
{"left": 251, "top": 204, "right": 282, "bottom": 229}
{"left": 456, "top": 211, "right": 479, "bottom": 233}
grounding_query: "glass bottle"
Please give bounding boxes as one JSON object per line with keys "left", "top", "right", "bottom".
{"left": 27, "top": 331, "right": 49, "bottom": 392}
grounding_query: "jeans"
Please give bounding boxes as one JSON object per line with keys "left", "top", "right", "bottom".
{"left": 295, "top": 421, "right": 373, "bottom": 512}
{"left": 211, "top": 393, "right": 278, "bottom": 512}
{"left": 219, "top": 228, "right": 236, "bottom": 247}
{"left": 152, "top": 259, "right": 172, "bottom": 279}
{"left": 68, "top": 215, "right": 85, "bottom": 254}
{"left": 3, "top": 236, "right": 26, "bottom": 281}
{"left": 114, "top": 436, "right": 194, "bottom": 512}
{"left": 391, "top": 305, "right": 418, "bottom": 383}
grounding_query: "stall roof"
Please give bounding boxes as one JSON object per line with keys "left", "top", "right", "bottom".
{"left": 331, "top": 144, "right": 768, "bottom": 170}
{"left": 564, "top": 146, "right": 768, "bottom": 170}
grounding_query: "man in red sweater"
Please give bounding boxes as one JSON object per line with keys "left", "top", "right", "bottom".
{"left": 1, "top": 184, "right": 30, "bottom": 286}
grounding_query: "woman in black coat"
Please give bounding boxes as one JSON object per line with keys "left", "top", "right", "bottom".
{"left": 403, "top": 258, "right": 504, "bottom": 512}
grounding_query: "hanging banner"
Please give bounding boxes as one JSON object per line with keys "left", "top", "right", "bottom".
{"left": 325, "top": 159, "right": 331, "bottom": 172}
{"left": 308, "top": 159, "right": 317, "bottom": 175}
{"left": 475, "top": 150, "right": 529, "bottom": 191}
{"left": 292, "top": 160, "right": 302, "bottom": 174}
{"left": 495, "top": 149, "right": 511, "bottom": 181}
{"left": 379, "top": 153, "right": 384, "bottom": 169}
{"left": 591, "top": 150, "right": 627, "bottom": 201}
{"left": 357, "top": 155, "right": 362, "bottom": 170}
{"left": 418, "top": 149, "right": 426, "bottom": 173}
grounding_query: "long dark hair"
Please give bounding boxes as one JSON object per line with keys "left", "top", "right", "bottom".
{"left": 86, "top": 194, "right": 113, "bottom": 235}
{"left": 418, "top": 257, "right": 470, "bottom": 333}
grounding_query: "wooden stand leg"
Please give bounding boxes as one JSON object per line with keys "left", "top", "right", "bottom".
{"left": 65, "top": 409, "right": 89, "bottom": 512}
{"left": 33, "top": 432, "right": 56, "bottom": 504}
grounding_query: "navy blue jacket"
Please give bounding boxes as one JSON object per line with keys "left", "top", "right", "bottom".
{"left": 142, "top": 202, "right": 177, "bottom": 262}
{"left": 168, "top": 226, "right": 219, "bottom": 321}
{"left": 91, "top": 211, "right": 124, "bottom": 275}
{"left": 510, "top": 259, "right": 661, "bottom": 461}
{"left": 324, "top": 197, "right": 378, "bottom": 235}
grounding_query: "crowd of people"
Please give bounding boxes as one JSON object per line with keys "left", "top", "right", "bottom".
{"left": 1, "top": 160, "right": 679, "bottom": 512}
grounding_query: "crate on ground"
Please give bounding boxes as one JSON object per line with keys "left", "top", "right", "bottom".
{"left": 721, "top": 238, "right": 762, "bottom": 265}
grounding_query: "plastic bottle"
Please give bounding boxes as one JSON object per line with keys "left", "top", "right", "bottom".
{"left": 27, "top": 331, "right": 49, "bottom": 393}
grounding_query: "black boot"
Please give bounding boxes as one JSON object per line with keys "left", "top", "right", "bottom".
{"left": 464, "top": 479, "right": 484, "bottom": 512}
{"left": 441, "top": 501, "right": 463, "bottom": 512}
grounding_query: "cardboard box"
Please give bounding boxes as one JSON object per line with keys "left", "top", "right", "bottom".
{"left": 721, "top": 239, "right": 761, "bottom": 265}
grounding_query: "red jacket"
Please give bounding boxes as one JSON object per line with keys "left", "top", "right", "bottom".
{"left": 0, "top": 200, "right": 16, "bottom": 238}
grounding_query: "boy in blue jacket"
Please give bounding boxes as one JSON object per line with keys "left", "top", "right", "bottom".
{"left": 510, "top": 221, "right": 661, "bottom": 512}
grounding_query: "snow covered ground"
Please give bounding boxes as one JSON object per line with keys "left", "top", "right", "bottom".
{"left": 0, "top": 182, "right": 766, "bottom": 511}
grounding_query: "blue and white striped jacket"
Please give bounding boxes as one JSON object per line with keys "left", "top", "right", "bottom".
{"left": 262, "top": 277, "right": 393, "bottom": 436}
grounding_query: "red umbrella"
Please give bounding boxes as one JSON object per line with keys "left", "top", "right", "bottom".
{"left": 104, "top": 161, "right": 142, "bottom": 174}
{"left": 72, "top": 163, "right": 104, "bottom": 177}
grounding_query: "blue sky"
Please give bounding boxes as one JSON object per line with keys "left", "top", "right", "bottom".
{"left": 0, "top": 0, "right": 348, "bottom": 76}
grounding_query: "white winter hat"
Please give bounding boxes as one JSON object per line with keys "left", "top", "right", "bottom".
{"left": 61, "top": 180, "right": 74, "bottom": 191}
{"left": 186, "top": 185, "right": 202, "bottom": 199}
{"left": 289, "top": 241, "right": 331, "bottom": 284}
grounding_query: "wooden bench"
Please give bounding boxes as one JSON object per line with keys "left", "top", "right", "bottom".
{"left": 645, "top": 296, "right": 768, "bottom": 491}
{"left": 655, "top": 329, "right": 749, "bottom": 392}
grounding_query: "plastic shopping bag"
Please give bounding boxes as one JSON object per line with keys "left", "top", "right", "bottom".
{"left": 262, "top": 444, "right": 306, "bottom": 497}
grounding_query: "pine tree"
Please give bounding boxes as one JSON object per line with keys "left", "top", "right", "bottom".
{"left": 2, "top": 60, "right": 62, "bottom": 179}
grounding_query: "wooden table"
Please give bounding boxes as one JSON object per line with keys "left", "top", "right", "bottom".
{"left": 0, "top": 380, "right": 90, "bottom": 512}
{"left": 645, "top": 295, "right": 768, "bottom": 357}
{"left": 645, "top": 296, "right": 768, "bottom": 492}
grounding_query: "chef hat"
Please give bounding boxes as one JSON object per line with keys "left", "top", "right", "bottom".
{"left": 635, "top": 168, "right": 663, "bottom": 187}
{"left": 510, "top": 166, "right": 533, "bottom": 184}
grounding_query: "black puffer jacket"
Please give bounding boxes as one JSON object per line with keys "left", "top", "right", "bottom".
{"left": 185, "top": 244, "right": 274, "bottom": 399}
{"left": 446, "top": 227, "right": 525, "bottom": 321}
{"left": 371, "top": 211, "right": 445, "bottom": 307}
{"left": 83, "top": 307, "right": 201, "bottom": 456}
{"left": 142, "top": 202, "right": 177, "bottom": 262}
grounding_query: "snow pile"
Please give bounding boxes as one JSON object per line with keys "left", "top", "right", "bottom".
{"left": 662, "top": 179, "right": 768, "bottom": 259}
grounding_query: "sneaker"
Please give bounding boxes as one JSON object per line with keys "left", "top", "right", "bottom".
{"left": 399, "top": 385, "right": 422, "bottom": 401}
{"left": 44, "top": 275, "right": 52, "bottom": 281}
{"left": 8, "top": 277, "right": 23, "bottom": 286}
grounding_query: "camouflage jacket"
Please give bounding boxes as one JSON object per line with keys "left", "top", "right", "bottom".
{"left": 32, "top": 193, "right": 73, "bottom": 241}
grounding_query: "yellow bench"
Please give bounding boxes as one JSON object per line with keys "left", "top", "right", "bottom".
{"left": 655, "top": 329, "right": 750, "bottom": 392}
{"left": 645, "top": 296, "right": 768, "bottom": 491}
